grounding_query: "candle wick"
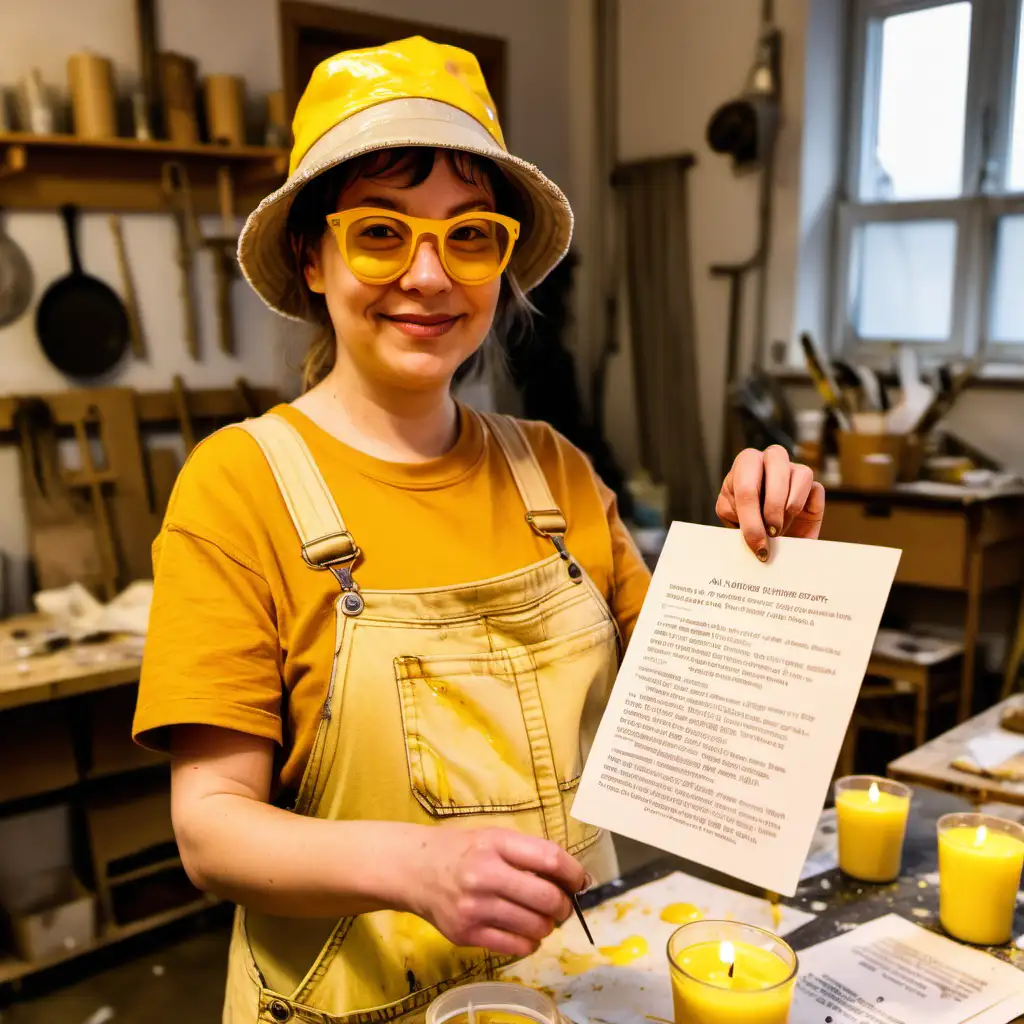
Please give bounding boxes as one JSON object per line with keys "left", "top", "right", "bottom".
{"left": 727, "top": 961, "right": 735, "bottom": 980}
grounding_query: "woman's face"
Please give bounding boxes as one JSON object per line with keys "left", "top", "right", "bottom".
{"left": 304, "top": 155, "right": 502, "bottom": 393}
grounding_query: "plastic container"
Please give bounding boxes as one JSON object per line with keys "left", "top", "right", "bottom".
{"left": 427, "top": 983, "right": 559, "bottom": 1024}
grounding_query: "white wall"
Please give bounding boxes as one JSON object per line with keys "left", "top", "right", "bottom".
{"left": 605, "top": 0, "right": 813, "bottom": 475}
{"left": 0, "top": 0, "right": 575, "bottom": 612}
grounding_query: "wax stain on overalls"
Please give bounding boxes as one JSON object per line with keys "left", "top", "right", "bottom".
{"left": 221, "top": 409, "right": 622, "bottom": 1024}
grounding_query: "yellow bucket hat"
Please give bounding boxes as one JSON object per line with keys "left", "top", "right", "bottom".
{"left": 238, "top": 36, "right": 573, "bottom": 321}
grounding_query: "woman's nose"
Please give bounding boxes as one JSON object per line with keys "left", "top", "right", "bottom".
{"left": 399, "top": 238, "right": 452, "bottom": 295}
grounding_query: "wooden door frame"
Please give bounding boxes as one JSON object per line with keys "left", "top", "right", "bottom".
{"left": 279, "top": 2, "right": 508, "bottom": 132}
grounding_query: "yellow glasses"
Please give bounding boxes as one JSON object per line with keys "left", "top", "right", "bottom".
{"left": 326, "top": 208, "right": 520, "bottom": 287}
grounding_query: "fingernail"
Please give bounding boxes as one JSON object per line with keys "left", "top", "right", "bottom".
{"left": 581, "top": 873, "right": 595, "bottom": 892}
{"left": 757, "top": 547, "right": 769, "bottom": 563}
{"left": 768, "top": 525, "right": 778, "bottom": 537}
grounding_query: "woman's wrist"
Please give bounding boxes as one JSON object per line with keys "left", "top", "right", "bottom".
{"left": 325, "top": 820, "right": 431, "bottom": 916}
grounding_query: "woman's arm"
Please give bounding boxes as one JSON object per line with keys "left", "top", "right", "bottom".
{"left": 171, "top": 725, "right": 588, "bottom": 956}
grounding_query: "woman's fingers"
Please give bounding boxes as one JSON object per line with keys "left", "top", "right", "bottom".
{"left": 494, "top": 830, "right": 588, "bottom": 896}
{"left": 723, "top": 448, "right": 769, "bottom": 559}
{"left": 783, "top": 463, "right": 815, "bottom": 534}
{"left": 760, "top": 446, "right": 793, "bottom": 538}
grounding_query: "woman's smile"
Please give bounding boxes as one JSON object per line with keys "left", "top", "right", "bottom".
{"left": 379, "top": 311, "right": 466, "bottom": 338}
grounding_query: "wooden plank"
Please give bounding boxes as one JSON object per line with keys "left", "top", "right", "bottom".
{"left": 0, "top": 133, "right": 286, "bottom": 215}
{"left": 888, "top": 698, "right": 1024, "bottom": 806}
{"left": 0, "top": 896, "right": 220, "bottom": 985}
{"left": 0, "top": 616, "right": 141, "bottom": 711}
{"left": 0, "top": 386, "right": 281, "bottom": 437}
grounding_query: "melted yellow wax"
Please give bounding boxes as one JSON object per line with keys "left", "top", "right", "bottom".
{"left": 659, "top": 903, "right": 702, "bottom": 925}
{"left": 613, "top": 900, "right": 637, "bottom": 922}
{"left": 599, "top": 935, "right": 649, "bottom": 965}
{"left": 425, "top": 681, "right": 514, "bottom": 764}
{"left": 446, "top": 1013, "right": 540, "bottom": 1024}
{"left": 558, "top": 950, "right": 600, "bottom": 976}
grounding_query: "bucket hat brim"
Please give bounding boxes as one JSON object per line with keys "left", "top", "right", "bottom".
{"left": 238, "top": 98, "right": 573, "bottom": 321}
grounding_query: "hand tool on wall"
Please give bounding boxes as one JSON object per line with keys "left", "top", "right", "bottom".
{"left": 203, "top": 165, "right": 239, "bottom": 355}
{"left": 161, "top": 161, "right": 201, "bottom": 359}
{"left": 172, "top": 375, "right": 198, "bottom": 454}
{"left": 108, "top": 215, "right": 145, "bottom": 358}
{"left": 0, "top": 207, "right": 33, "bottom": 327}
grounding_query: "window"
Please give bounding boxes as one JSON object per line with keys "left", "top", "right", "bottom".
{"left": 838, "top": 0, "right": 1024, "bottom": 362}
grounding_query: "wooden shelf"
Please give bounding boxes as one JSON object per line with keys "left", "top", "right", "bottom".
{"left": 0, "top": 896, "right": 220, "bottom": 985}
{"left": 0, "top": 132, "right": 288, "bottom": 214}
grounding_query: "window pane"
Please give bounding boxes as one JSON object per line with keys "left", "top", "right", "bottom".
{"left": 866, "top": 2, "right": 971, "bottom": 200}
{"left": 851, "top": 220, "right": 957, "bottom": 340}
{"left": 1008, "top": 10, "right": 1024, "bottom": 189}
{"left": 991, "top": 216, "right": 1024, "bottom": 343}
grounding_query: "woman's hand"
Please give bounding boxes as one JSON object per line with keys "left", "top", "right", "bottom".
{"left": 408, "top": 827, "right": 589, "bottom": 958}
{"left": 715, "top": 445, "right": 825, "bottom": 561}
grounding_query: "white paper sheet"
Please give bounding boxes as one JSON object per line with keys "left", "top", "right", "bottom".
{"left": 966, "top": 730, "right": 1024, "bottom": 771}
{"left": 572, "top": 524, "right": 900, "bottom": 896}
{"left": 791, "top": 915, "right": 1024, "bottom": 1024}
{"left": 502, "top": 871, "right": 816, "bottom": 1024}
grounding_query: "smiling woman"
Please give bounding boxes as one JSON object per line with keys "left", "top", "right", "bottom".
{"left": 132, "top": 34, "right": 823, "bottom": 1024}
{"left": 285, "top": 147, "right": 531, "bottom": 393}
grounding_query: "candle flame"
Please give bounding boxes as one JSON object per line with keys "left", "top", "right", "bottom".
{"left": 975, "top": 824, "right": 988, "bottom": 847}
{"left": 868, "top": 782, "right": 880, "bottom": 804}
{"left": 719, "top": 940, "right": 735, "bottom": 967}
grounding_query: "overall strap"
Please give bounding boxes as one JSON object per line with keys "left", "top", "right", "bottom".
{"left": 235, "top": 415, "right": 362, "bottom": 603}
{"left": 480, "top": 412, "right": 582, "bottom": 580}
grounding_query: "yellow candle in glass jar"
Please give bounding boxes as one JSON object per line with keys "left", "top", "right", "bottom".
{"left": 668, "top": 921, "right": 797, "bottom": 1024}
{"left": 834, "top": 776, "right": 911, "bottom": 883}
{"left": 938, "top": 813, "right": 1024, "bottom": 946}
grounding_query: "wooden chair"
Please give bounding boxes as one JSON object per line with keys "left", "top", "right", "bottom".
{"left": 837, "top": 639, "right": 964, "bottom": 778}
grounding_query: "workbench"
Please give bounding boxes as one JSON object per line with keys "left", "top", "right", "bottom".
{"left": 819, "top": 484, "right": 1024, "bottom": 722}
{"left": 0, "top": 615, "right": 213, "bottom": 986}
{"left": 889, "top": 697, "right": 1024, "bottom": 807}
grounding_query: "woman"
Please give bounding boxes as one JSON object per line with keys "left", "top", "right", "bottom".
{"left": 134, "top": 36, "right": 824, "bottom": 1023}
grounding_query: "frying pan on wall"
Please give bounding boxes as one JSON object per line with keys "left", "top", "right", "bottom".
{"left": 36, "top": 205, "right": 129, "bottom": 379}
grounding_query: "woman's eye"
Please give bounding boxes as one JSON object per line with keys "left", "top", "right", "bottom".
{"left": 450, "top": 226, "right": 487, "bottom": 241}
{"left": 361, "top": 224, "right": 399, "bottom": 239}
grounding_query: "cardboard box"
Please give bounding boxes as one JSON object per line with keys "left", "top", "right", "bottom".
{"left": 1, "top": 868, "right": 95, "bottom": 962}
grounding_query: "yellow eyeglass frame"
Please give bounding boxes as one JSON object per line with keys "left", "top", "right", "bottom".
{"left": 325, "top": 208, "right": 521, "bottom": 287}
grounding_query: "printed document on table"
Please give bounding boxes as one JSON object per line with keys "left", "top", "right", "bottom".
{"left": 571, "top": 523, "right": 900, "bottom": 896}
{"left": 792, "top": 915, "right": 1024, "bottom": 1024}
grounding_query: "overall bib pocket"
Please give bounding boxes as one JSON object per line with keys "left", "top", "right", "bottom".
{"left": 395, "top": 619, "right": 617, "bottom": 822}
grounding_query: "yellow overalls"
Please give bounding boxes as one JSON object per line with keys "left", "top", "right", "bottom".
{"left": 222, "top": 410, "right": 621, "bottom": 1024}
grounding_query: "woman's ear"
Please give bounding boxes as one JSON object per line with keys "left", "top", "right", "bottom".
{"left": 303, "top": 245, "right": 326, "bottom": 294}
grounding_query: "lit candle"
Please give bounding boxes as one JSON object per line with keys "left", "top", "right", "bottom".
{"left": 427, "top": 982, "right": 558, "bottom": 1024}
{"left": 668, "top": 921, "right": 797, "bottom": 1023}
{"left": 938, "top": 813, "right": 1024, "bottom": 946}
{"left": 834, "top": 775, "right": 911, "bottom": 883}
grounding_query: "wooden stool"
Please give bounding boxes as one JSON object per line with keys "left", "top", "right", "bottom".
{"left": 837, "top": 634, "right": 964, "bottom": 778}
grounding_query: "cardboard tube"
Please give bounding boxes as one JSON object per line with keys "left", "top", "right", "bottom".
{"left": 204, "top": 74, "right": 245, "bottom": 146}
{"left": 68, "top": 53, "right": 117, "bottom": 139}
{"left": 159, "top": 52, "right": 199, "bottom": 144}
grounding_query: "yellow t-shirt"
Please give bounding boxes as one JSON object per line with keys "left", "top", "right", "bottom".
{"left": 133, "top": 403, "right": 651, "bottom": 792}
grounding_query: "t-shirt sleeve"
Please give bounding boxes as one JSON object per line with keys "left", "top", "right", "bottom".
{"left": 597, "top": 477, "right": 651, "bottom": 645}
{"left": 133, "top": 437, "right": 284, "bottom": 753}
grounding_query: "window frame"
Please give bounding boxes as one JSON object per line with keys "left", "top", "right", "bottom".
{"left": 836, "top": 0, "right": 1024, "bottom": 365}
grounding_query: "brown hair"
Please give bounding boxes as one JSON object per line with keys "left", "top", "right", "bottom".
{"left": 285, "top": 147, "right": 533, "bottom": 391}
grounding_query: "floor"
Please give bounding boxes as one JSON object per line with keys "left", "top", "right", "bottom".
{"left": 0, "top": 838, "right": 662, "bottom": 1024}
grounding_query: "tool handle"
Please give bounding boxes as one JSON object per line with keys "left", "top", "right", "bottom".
{"left": 217, "top": 165, "right": 235, "bottom": 236}
{"left": 108, "top": 215, "right": 145, "bottom": 358}
{"left": 60, "top": 204, "right": 83, "bottom": 276}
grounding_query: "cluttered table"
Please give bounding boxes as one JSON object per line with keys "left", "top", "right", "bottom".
{"left": 509, "top": 786, "right": 1024, "bottom": 1023}
{"left": 0, "top": 611, "right": 144, "bottom": 712}
{"left": 890, "top": 697, "right": 1024, "bottom": 807}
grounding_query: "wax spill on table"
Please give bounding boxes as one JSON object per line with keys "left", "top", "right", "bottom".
{"left": 598, "top": 936, "right": 649, "bottom": 966}
{"left": 613, "top": 900, "right": 637, "bottom": 922}
{"left": 503, "top": 871, "right": 818, "bottom": 1024}
{"left": 558, "top": 951, "right": 601, "bottom": 976}
{"left": 659, "top": 903, "right": 703, "bottom": 925}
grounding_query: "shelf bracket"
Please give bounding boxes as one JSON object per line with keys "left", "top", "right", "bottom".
{"left": 0, "top": 145, "right": 27, "bottom": 179}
